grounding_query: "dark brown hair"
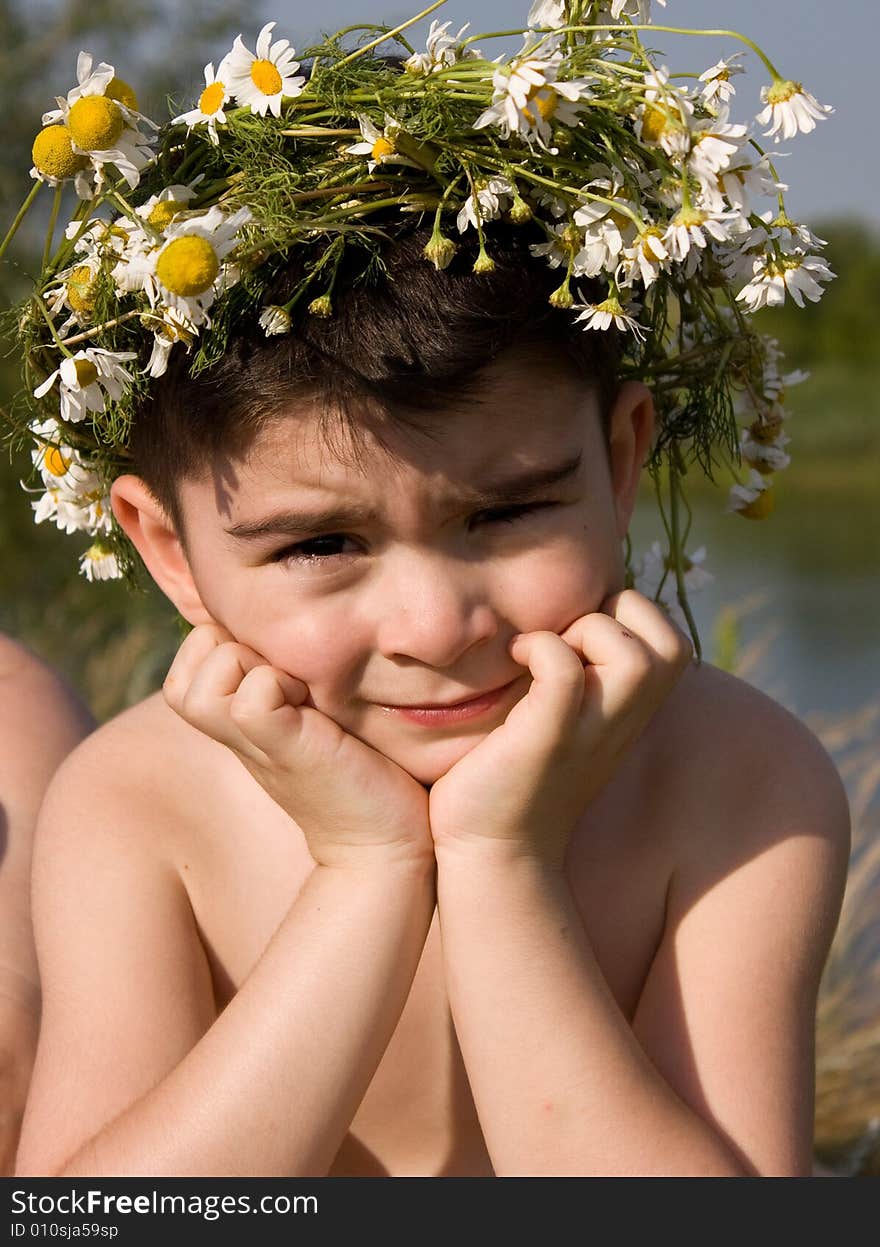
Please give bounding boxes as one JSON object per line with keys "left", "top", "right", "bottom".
{"left": 130, "top": 215, "right": 621, "bottom": 537}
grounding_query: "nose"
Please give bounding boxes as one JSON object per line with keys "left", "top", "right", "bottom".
{"left": 371, "top": 547, "right": 499, "bottom": 668}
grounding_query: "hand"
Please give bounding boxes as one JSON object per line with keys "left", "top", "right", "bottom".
{"left": 428, "top": 589, "right": 694, "bottom": 868}
{"left": 163, "top": 622, "right": 434, "bottom": 870}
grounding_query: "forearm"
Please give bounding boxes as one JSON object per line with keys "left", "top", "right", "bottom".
{"left": 53, "top": 856, "right": 436, "bottom": 1178}
{"left": 435, "top": 847, "right": 748, "bottom": 1177}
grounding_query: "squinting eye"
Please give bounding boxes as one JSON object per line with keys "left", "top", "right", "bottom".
{"left": 271, "top": 534, "right": 358, "bottom": 565}
{"left": 472, "top": 501, "right": 558, "bottom": 526}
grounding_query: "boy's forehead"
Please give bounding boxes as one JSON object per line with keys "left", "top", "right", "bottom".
{"left": 242, "top": 355, "right": 598, "bottom": 490}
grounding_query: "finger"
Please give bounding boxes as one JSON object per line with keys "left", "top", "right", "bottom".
{"left": 177, "top": 641, "right": 274, "bottom": 751}
{"left": 163, "top": 621, "right": 237, "bottom": 711}
{"left": 228, "top": 663, "right": 314, "bottom": 756}
{"left": 557, "top": 612, "right": 655, "bottom": 725}
{"left": 507, "top": 630, "right": 588, "bottom": 732}
{"left": 600, "top": 588, "right": 694, "bottom": 668}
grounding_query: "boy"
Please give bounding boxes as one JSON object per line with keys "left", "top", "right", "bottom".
{"left": 8, "top": 9, "right": 849, "bottom": 1177}
{"left": 0, "top": 633, "right": 94, "bottom": 1173}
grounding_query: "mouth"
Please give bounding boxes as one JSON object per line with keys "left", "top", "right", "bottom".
{"left": 376, "top": 678, "right": 519, "bottom": 726}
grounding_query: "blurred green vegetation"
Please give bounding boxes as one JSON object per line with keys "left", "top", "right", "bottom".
{"left": 1, "top": 2, "right": 878, "bottom": 721}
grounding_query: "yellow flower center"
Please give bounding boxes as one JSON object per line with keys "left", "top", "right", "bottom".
{"left": 67, "top": 96, "right": 125, "bottom": 151}
{"left": 640, "top": 104, "right": 668, "bottom": 143}
{"left": 147, "top": 199, "right": 186, "bottom": 229}
{"left": 31, "top": 125, "right": 88, "bottom": 179}
{"left": 766, "top": 79, "right": 801, "bottom": 106}
{"left": 105, "top": 76, "right": 139, "bottom": 111}
{"left": 43, "top": 446, "right": 71, "bottom": 477}
{"left": 199, "top": 81, "right": 227, "bottom": 116}
{"left": 740, "top": 486, "right": 775, "bottom": 520}
{"left": 524, "top": 84, "right": 558, "bottom": 124}
{"left": 156, "top": 235, "right": 220, "bottom": 297}
{"left": 371, "top": 136, "right": 396, "bottom": 161}
{"left": 639, "top": 226, "right": 663, "bottom": 255}
{"left": 66, "top": 265, "right": 96, "bottom": 314}
{"left": 251, "top": 59, "right": 282, "bottom": 96}
{"left": 74, "top": 359, "right": 99, "bottom": 388}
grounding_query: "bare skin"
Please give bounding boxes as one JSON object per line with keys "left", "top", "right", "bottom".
{"left": 0, "top": 634, "right": 94, "bottom": 1174}
{"left": 15, "top": 354, "right": 850, "bottom": 1176}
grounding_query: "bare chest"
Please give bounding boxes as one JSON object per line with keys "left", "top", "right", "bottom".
{"left": 172, "top": 743, "right": 672, "bottom": 1178}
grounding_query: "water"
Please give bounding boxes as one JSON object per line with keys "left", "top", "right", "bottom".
{"left": 629, "top": 471, "right": 880, "bottom": 721}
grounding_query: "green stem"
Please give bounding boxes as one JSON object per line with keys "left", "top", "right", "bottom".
{"left": 0, "top": 181, "right": 42, "bottom": 265}
{"left": 668, "top": 442, "right": 702, "bottom": 662}
{"left": 332, "top": 1, "right": 449, "bottom": 70}
{"left": 59, "top": 309, "right": 143, "bottom": 349}
{"left": 33, "top": 295, "right": 74, "bottom": 358}
{"left": 42, "top": 185, "right": 64, "bottom": 271}
{"left": 568, "top": 24, "right": 784, "bottom": 81}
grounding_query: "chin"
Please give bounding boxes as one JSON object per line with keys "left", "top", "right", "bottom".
{"left": 380, "top": 731, "right": 486, "bottom": 787}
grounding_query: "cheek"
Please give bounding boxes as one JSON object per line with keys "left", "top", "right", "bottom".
{"left": 243, "top": 596, "right": 366, "bottom": 688}
{"left": 506, "top": 536, "right": 609, "bottom": 630}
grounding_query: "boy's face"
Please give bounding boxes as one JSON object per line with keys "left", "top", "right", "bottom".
{"left": 164, "top": 354, "right": 650, "bottom": 784}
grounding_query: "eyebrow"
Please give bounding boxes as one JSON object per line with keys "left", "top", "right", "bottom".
{"left": 224, "top": 451, "right": 584, "bottom": 542}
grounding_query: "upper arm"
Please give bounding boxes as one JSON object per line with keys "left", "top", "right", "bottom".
{"left": 0, "top": 642, "right": 94, "bottom": 984}
{"left": 14, "top": 739, "right": 217, "bottom": 1176}
{"left": 0, "top": 642, "right": 94, "bottom": 1173}
{"left": 631, "top": 704, "right": 851, "bottom": 1177}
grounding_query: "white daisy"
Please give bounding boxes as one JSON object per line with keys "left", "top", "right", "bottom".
{"left": 600, "top": 1, "right": 667, "bottom": 21}
{"left": 41, "top": 51, "right": 156, "bottom": 194}
{"left": 634, "top": 67, "right": 694, "bottom": 159}
{"left": 403, "top": 21, "right": 480, "bottom": 75}
{"left": 740, "top": 426, "right": 791, "bottom": 474}
{"left": 633, "top": 540, "right": 712, "bottom": 631}
{"left": 473, "top": 35, "right": 593, "bottom": 150}
{"left": 172, "top": 62, "right": 231, "bottom": 144}
{"left": 530, "top": 220, "right": 578, "bottom": 269}
{"left": 572, "top": 293, "right": 646, "bottom": 341}
{"left": 572, "top": 174, "right": 640, "bottom": 276}
{"left": 687, "top": 109, "right": 749, "bottom": 189}
{"left": 147, "top": 205, "right": 252, "bottom": 324}
{"left": 223, "top": 22, "right": 306, "bottom": 118}
{"left": 346, "top": 114, "right": 421, "bottom": 174}
{"left": 143, "top": 308, "right": 199, "bottom": 378}
{"left": 736, "top": 251, "right": 835, "bottom": 312}
{"left": 527, "top": 1, "right": 566, "bottom": 27}
{"left": 664, "top": 205, "right": 739, "bottom": 264}
{"left": 134, "top": 182, "right": 200, "bottom": 232}
{"left": 258, "top": 305, "right": 292, "bottom": 336}
{"left": 456, "top": 176, "right": 515, "bottom": 233}
{"left": 619, "top": 227, "right": 670, "bottom": 288}
{"left": 33, "top": 347, "right": 137, "bottom": 424}
{"left": 757, "top": 79, "right": 833, "bottom": 142}
{"left": 30, "top": 125, "right": 93, "bottom": 200}
{"left": 726, "top": 469, "right": 775, "bottom": 519}
{"left": 80, "top": 542, "right": 122, "bottom": 582}
{"left": 43, "top": 257, "right": 101, "bottom": 330}
{"left": 709, "top": 153, "right": 782, "bottom": 216}
{"left": 698, "top": 56, "right": 745, "bottom": 109}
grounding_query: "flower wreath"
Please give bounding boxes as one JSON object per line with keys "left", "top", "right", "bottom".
{"left": 0, "top": 0, "right": 834, "bottom": 658}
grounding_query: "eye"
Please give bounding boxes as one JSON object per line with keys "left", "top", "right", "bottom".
{"left": 271, "top": 533, "right": 359, "bottom": 566}
{"left": 472, "top": 501, "right": 559, "bottom": 526}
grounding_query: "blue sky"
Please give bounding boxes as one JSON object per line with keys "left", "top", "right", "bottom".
{"left": 237, "top": 0, "right": 875, "bottom": 229}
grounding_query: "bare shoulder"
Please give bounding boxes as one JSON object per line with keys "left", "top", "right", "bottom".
{"left": 40, "top": 687, "right": 238, "bottom": 865}
{"left": 654, "top": 658, "right": 851, "bottom": 862}
{"left": 629, "top": 660, "right": 852, "bottom": 1175}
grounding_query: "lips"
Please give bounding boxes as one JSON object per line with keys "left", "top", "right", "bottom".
{"left": 382, "top": 681, "right": 514, "bottom": 710}
{"left": 375, "top": 678, "right": 520, "bottom": 727}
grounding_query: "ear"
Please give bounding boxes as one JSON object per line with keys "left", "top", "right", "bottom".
{"left": 605, "top": 381, "right": 656, "bottom": 539}
{"left": 110, "top": 475, "right": 214, "bottom": 626}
